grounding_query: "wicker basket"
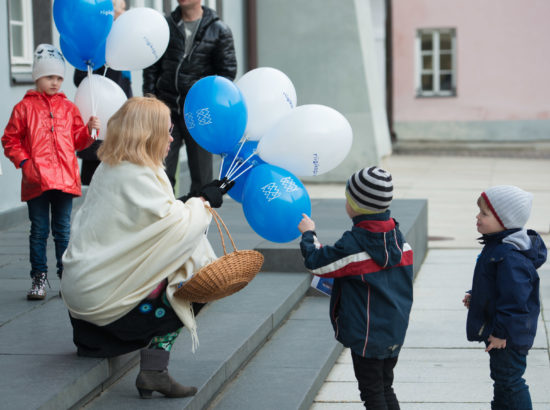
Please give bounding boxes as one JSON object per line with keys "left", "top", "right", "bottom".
{"left": 174, "top": 206, "right": 264, "bottom": 303}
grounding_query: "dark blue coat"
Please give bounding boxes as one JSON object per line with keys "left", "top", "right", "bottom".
{"left": 300, "top": 211, "right": 414, "bottom": 359}
{"left": 466, "top": 229, "right": 547, "bottom": 355}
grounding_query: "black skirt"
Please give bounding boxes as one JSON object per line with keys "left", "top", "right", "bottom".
{"left": 69, "top": 290, "right": 204, "bottom": 358}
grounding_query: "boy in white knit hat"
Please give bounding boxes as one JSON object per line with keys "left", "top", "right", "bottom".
{"left": 298, "top": 166, "right": 414, "bottom": 409}
{"left": 463, "top": 185, "right": 547, "bottom": 409}
{"left": 2, "top": 44, "right": 100, "bottom": 300}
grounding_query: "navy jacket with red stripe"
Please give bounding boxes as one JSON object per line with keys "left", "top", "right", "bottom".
{"left": 300, "top": 210, "right": 414, "bottom": 358}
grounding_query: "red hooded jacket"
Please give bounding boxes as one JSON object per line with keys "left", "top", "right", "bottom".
{"left": 2, "top": 90, "right": 94, "bottom": 201}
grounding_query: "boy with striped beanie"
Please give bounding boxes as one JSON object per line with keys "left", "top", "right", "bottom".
{"left": 464, "top": 185, "right": 547, "bottom": 409}
{"left": 345, "top": 166, "right": 393, "bottom": 214}
{"left": 298, "top": 166, "right": 413, "bottom": 409}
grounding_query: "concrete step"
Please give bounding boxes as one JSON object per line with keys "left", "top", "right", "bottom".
{"left": 0, "top": 293, "right": 139, "bottom": 410}
{"left": 0, "top": 198, "right": 427, "bottom": 410}
{"left": 392, "top": 139, "right": 550, "bottom": 159}
{"left": 80, "top": 271, "right": 312, "bottom": 409}
{"left": 208, "top": 296, "right": 343, "bottom": 410}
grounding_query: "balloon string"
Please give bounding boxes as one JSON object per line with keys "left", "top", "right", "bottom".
{"left": 226, "top": 163, "right": 253, "bottom": 184}
{"left": 87, "top": 65, "right": 97, "bottom": 115}
{"left": 218, "top": 155, "right": 225, "bottom": 179}
{"left": 226, "top": 138, "right": 247, "bottom": 177}
{"left": 220, "top": 162, "right": 253, "bottom": 189}
{"left": 103, "top": 65, "right": 108, "bottom": 77}
{"left": 87, "top": 65, "right": 98, "bottom": 139}
{"left": 225, "top": 150, "right": 257, "bottom": 180}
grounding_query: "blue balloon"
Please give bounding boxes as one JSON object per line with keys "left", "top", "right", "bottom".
{"left": 184, "top": 76, "right": 247, "bottom": 154}
{"left": 53, "top": 0, "right": 113, "bottom": 66}
{"left": 60, "top": 37, "right": 106, "bottom": 71}
{"left": 221, "top": 140, "right": 264, "bottom": 202}
{"left": 242, "top": 164, "right": 311, "bottom": 243}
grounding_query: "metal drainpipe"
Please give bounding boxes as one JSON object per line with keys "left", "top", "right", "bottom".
{"left": 385, "top": 0, "right": 397, "bottom": 142}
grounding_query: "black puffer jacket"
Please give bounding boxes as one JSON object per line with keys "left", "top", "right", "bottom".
{"left": 142, "top": 6, "right": 237, "bottom": 114}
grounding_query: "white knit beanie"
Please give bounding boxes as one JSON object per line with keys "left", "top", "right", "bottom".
{"left": 32, "top": 44, "right": 65, "bottom": 81}
{"left": 481, "top": 185, "right": 533, "bottom": 229}
{"left": 345, "top": 166, "right": 393, "bottom": 214}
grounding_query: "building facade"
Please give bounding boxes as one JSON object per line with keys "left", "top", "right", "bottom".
{"left": 391, "top": 0, "right": 550, "bottom": 142}
{"left": 0, "top": 0, "right": 389, "bottom": 214}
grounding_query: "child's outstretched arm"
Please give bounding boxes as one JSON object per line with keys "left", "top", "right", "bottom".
{"left": 298, "top": 216, "right": 358, "bottom": 278}
{"left": 298, "top": 213, "right": 315, "bottom": 233}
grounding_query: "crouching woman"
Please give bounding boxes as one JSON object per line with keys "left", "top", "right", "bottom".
{"left": 61, "top": 96, "right": 228, "bottom": 399}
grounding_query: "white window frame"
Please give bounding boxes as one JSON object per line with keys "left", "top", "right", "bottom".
{"left": 415, "top": 28, "right": 456, "bottom": 97}
{"left": 8, "top": 0, "right": 34, "bottom": 74}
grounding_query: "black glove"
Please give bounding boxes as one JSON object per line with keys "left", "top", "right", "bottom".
{"left": 198, "top": 178, "right": 235, "bottom": 208}
{"left": 177, "top": 178, "right": 236, "bottom": 207}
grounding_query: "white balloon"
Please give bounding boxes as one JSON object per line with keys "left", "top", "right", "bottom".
{"left": 236, "top": 67, "right": 297, "bottom": 141}
{"left": 74, "top": 74, "right": 127, "bottom": 140}
{"left": 257, "top": 105, "right": 353, "bottom": 176}
{"left": 105, "top": 7, "right": 169, "bottom": 71}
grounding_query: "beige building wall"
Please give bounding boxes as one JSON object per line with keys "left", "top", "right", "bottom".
{"left": 392, "top": 0, "right": 550, "bottom": 142}
{"left": 255, "top": 0, "right": 391, "bottom": 182}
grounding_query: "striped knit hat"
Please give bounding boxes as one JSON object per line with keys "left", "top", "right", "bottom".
{"left": 345, "top": 166, "right": 393, "bottom": 214}
{"left": 481, "top": 185, "right": 532, "bottom": 229}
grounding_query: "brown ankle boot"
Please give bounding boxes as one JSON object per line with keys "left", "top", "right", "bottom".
{"left": 135, "top": 349, "right": 197, "bottom": 399}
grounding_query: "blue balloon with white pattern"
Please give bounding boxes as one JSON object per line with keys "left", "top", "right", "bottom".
{"left": 242, "top": 164, "right": 311, "bottom": 243}
{"left": 183, "top": 75, "right": 247, "bottom": 154}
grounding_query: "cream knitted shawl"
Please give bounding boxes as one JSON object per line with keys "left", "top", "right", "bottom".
{"left": 62, "top": 161, "right": 216, "bottom": 351}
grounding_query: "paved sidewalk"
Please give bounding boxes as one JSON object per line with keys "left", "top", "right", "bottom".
{"left": 307, "top": 154, "right": 550, "bottom": 409}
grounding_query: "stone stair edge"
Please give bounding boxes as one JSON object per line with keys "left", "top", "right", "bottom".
{"left": 79, "top": 271, "right": 314, "bottom": 409}
{"left": 208, "top": 296, "right": 344, "bottom": 410}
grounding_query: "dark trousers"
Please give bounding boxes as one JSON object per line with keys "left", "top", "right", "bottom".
{"left": 26, "top": 190, "right": 73, "bottom": 276}
{"left": 80, "top": 159, "right": 100, "bottom": 185}
{"left": 165, "top": 112, "right": 213, "bottom": 194}
{"left": 351, "top": 351, "right": 400, "bottom": 410}
{"left": 489, "top": 347, "right": 532, "bottom": 410}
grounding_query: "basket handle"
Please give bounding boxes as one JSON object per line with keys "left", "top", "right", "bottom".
{"left": 206, "top": 205, "right": 238, "bottom": 256}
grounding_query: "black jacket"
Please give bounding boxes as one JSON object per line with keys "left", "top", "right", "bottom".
{"left": 142, "top": 6, "right": 237, "bottom": 114}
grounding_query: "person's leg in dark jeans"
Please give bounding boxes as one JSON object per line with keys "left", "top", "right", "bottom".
{"left": 352, "top": 351, "right": 399, "bottom": 409}
{"left": 49, "top": 190, "right": 73, "bottom": 278}
{"left": 27, "top": 192, "right": 50, "bottom": 276}
{"left": 180, "top": 118, "right": 213, "bottom": 195}
{"left": 164, "top": 112, "right": 185, "bottom": 189}
{"left": 26, "top": 192, "right": 51, "bottom": 299}
{"left": 166, "top": 113, "right": 213, "bottom": 194}
{"left": 489, "top": 347, "right": 532, "bottom": 410}
{"left": 80, "top": 159, "right": 101, "bottom": 185}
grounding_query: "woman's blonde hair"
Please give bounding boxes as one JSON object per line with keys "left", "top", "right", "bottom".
{"left": 98, "top": 96, "right": 171, "bottom": 168}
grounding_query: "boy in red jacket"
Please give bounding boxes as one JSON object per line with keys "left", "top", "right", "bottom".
{"left": 2, "top": 44, "right": 100, "bottom": 300}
